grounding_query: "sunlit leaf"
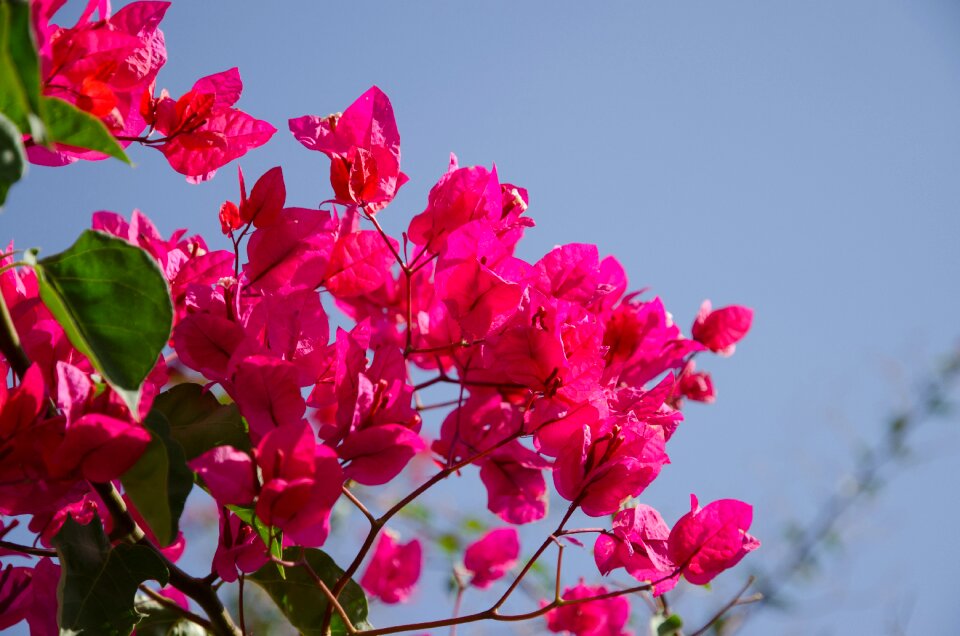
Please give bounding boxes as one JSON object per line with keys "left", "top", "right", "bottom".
{"left": 28, "top": 230, "right": 173, "bottom": 414}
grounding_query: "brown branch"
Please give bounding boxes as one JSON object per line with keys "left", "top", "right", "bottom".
{"left": 90, "top": 482, "right": 242, "bottom": 636}
{"left": 355, "top": 579, "right": 663, "bottom": 636}
{"left": 322, "top": 430, "right": 526, "bottom": 632}
{"left": 0, "top": 540, "right": 57, "bottom": 558}
{"left": 342, "top": 485, "right": 377, "bottom": 525}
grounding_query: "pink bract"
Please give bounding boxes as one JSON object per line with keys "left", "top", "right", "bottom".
{"left": 543, "top": 581, "right": 632, "bottom": 636}
{"left": 360, "top": 531, "right": 422, "bottom": 604}
{"left": 463, "top": 527, "right": 520, "bottom": 589}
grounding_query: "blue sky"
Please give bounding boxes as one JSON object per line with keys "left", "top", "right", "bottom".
{"left": 5, "top": 1, "right": 960, "bottom": 633}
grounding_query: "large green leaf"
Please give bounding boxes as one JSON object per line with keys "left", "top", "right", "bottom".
{"left": 121, "top": 411, "right": 194, "bottom": 546}
{"left": 42, "top": 96, "right": 130, "bottom": 163}
{"left": 0, "top": 110, "right": 25, "bottom": 208}
{"left": 249, "top": 548, "right": 372, "bottom": 636}
{"left": 0, "top": 0, "right": 46, "bottom": 140}
{"left": 152, "top": 383, "right": 250, "bottom": 459}
{"left": 28, "top": 230, "right": 173, "bottom": 415}
{"left": 53, "top": 513, "right": 170, "bottom": 636}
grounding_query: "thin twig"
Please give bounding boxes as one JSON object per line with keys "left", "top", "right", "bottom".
{"left": 688, "top": 576, "right": 760, "bottom": 636}
{"left": 0, "top": 540, "right": 57, "bottom": 558}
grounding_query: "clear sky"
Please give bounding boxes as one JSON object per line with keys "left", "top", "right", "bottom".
{"left": 5, "top": 1, "right": 960, "bottom": 634}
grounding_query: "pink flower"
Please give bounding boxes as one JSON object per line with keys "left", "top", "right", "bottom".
{"left": 149, "top": 68, "right": 277, "bottom": 181}
{"left": 360, "top": 531, "right": 422, "bottom": 604}
{"left": 407, "top": 157, "right": 502, "bottom": 252}
{"left": 48, "top": 413, "right": 151, "bottom": 483}
{"left": 290, "top": 86, "right": 407, "bottom": 212}
{"left": 553, "top": 418, "right": 668, "bottom": 517}
{"left": 0, "top": 557, "right": 59, "bottom": 636}
{"left": 213, "top": 510, "right": 269, "bottom": 583}
{"left": 691, "top": 300, "right": 753, "bottom": 356}
{"left": 254, "top": 422, "right": 343, "bottom": 546}
{"left": 594, "top": 506, "right": 678, "bottom": 596}
{"left": 667, "top": 495, "right": 760, "bottom": 585}
{"left": 188, "top": 446, "right": 257, "bottom": 506}
{"left": 29, "top": 1, "right": 170, "bottom": 165}
{"left": 676, "top": 360, "right": 715, "bottom": 404}
{"left": 543, "top": 581, "right": 632, "bottom": 636}
{"left": 463, "top": 528, "right": 520, "bottom": 589}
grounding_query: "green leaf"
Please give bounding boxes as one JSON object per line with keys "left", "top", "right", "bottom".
{"left": 53, "top": 513, "right": 170, "bottom": 636}
{"left": 42, "top": 96, "right": 130, "bottom": 163}
{"left": 437, "top": 533, "right": 460, "bottom": 555}
{"left": 121, "top": 410, "right": 194, "bottom": 546}
{"left": 651, "top": 613, "right": 684, "bottom": 636}
{"left": 249, "top": 548, "right": 372, "bottom": 636}
{"left": 152, "top": 383, "right": 250, "bottom": 459}
{"left": 0, "top": 110, "right": 26, "bottom": 209}
{"left": 0, "top": 0, "right": 46, "bottom": 140}
{"left": 28, "top": 230, "right": 173, "bottom": 415}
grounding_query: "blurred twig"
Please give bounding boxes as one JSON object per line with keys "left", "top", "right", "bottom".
{"left": 727, "top": 345, "right": 960, "bottom": 633}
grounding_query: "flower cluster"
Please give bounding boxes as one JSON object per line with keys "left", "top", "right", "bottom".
{"left": 28, "top": 0, "right": 274, "bottom": 180}
{"left": 1, "top": 15, "right": 758, "bottom": 629}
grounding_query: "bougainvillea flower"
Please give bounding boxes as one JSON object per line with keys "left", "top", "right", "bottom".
{"left": 478, "top": 447, "right": 550, "bottom": 525}
{"left": 244, "top": 208, "right": 337, "bottom": 294}
{"left": 602, "top": 295, "right": 704, "bottom": 388}
{"left": 543, "top": 581, "right": 631, "bottom": 636}
{"left": 324, "top": 230, "right": 397, "bottom": 298}
{"left": 553, "top": 418, "right": 668, "bottom": 516}
{"left": 229, "top": 356, "right": 305, "bottom": 441}
{"left": 29, "top": 1, "right": 170, "bottom": 165}
{"left": 338, "top": 424, "right": 426, "bottom": 486}
{"left": 290, "top": 86, "right": 407, "bottom": 211}
{"left": 212, "top": 509, "right": 269, "bottom": 583}
{"left": 219, "top": 166, "right": 286, "bottom": 234}
{"left": 667, "top": 495, "right": 760, "bottom": 585}
{"left": 676, "top": 360, "right": 715, "bottom": 404}
{"left": 244, "top": 290, "right": 331, "bottom": 386}
{"left": 188, "top": 446, "right": 257, "bottom": 506}
{"left": 173, "top": 313, "right": 248, "bottom": 381}
{"left": 594, "top": 505, "right": 678, "bottom": 596}
{"left": 407, "top": 157, "right": 502, "bottom": 252}
{"left": 360, "top": 530, "right": 422, "bottom": 604}
{"left": 48, "top": 413, "right": 151, "bottom": 482}
{"left": 463, "top": 527, "right": 520, "bottom": 589}
{"left": 150, "top": 68, "right": 277, "bottom": 181}
{"left": 690, "top": 300, "right": 753, "bottom": 356}
{"left": 0, "top": 557, "right": 59, "bottom": 636}
{"left": 254, "top": 422, "right": 343, "bottom": 546}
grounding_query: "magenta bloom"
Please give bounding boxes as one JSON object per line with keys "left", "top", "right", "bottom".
{"left": 0, "top": 557, "right": 59, "bottom": 636}
{"left": 188, "top": 446, "right": 257, "bottom": 507}
{"left": 543, "top": 581, "right": 632, "bottom": 636}
{"left": 553, "top": 418, "right": 668, "bottom": 517}
{"left": 668, "top": 495, "right": 760, "bottom": 585}
{"left": 150, "top": 68, "right": 277, "bottom": 181}
{"left": 290, "top": 86, "right": 407, "bottom": 212}
{"left": 677, "top": 360, "right": 716, "bottom": 404}
{"left": 254, "top": 422, "right": 343, "bottom": 547}
{"left": 594, "top": 505, "right": 678, "bottom": 596}
{"left": 360, "top": 531, "right": 422, "bottom": 604}
{"left": 463, "top": 528, "right": 520, "bottom": 589}
{"left": 212, "top": 510, "right": 269, "bottom": 583}
{"left": 691, "top": 300, "right": 753, "bottom": 356}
